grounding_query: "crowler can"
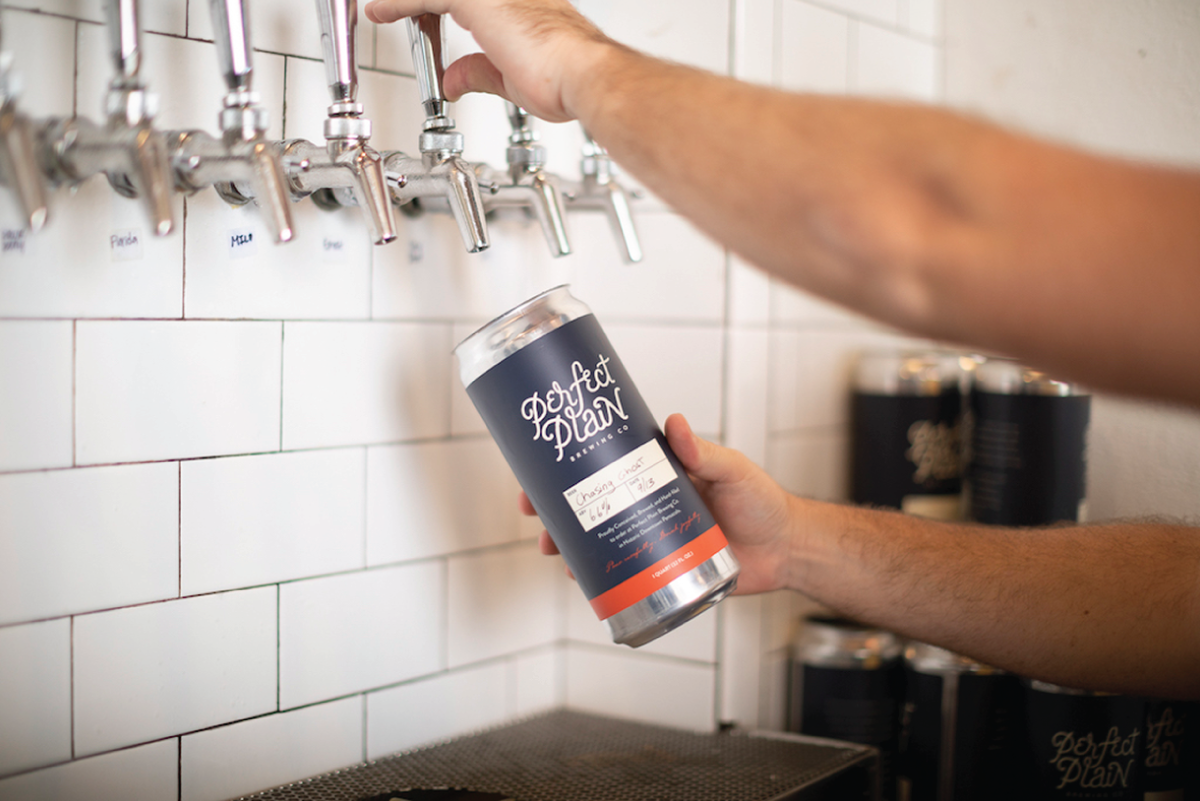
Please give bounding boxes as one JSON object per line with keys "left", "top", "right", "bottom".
{"left": 852, "top": 351, "right": 970, "bottom": 521}
{"left": 788, "top": 615, "right": 905, "bottom": 801}
{"left": 897, "top": 643, "right": 1021, "bottom": 801}
{"left": 454, "top": 286, "right": 740, "bottom": 647}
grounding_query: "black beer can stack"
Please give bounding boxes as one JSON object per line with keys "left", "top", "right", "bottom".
{"left": 967, "top": 359, "right": 1090, "bottom": 525}
{"left": 851, "top": 350, "right": 969, "bottom": 520}
{"left": 788, "top": 615, "right": 905, "bottom": 800}
{"left": 897, "top": 643, "right": 1021, "bottom": 801}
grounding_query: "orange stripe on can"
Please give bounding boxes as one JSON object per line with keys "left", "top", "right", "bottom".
{"left": 589, "top": 526, "right": 730, "bottom": 620}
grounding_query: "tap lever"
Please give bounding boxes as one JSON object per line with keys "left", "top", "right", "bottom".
{"left": 0, "top": 49, "right": 49, "bottom": 231}
{"left": 106, "top": 0, "right": 142, "bottom": 88}
{"left": 315, "top": 0, "right": 359, "bottom": 107}
{"left": 406, "top": 14, "right": 451, "bottom": 127}
{"left": 210, "top": 0, "right": 254, "bottom": 96}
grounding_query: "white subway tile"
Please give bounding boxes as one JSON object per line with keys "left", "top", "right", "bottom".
{"left": 367, "top": 438, "right": 519, "bottom": 566}
{"left": 1, "top": 11, "right": 75, "bottom": 119}
{"left": 183, "top": 190, "right": 373, "bottom": 320}
{"left": 604, "top": 324, "right": 723, "bottom": 436}
{"left": 0, "top": 177, "right": 184, "bottom": 319}
{"left": 189, "top": 0, "right": 327, "bottom": 61}
{"left": 449, "top": 322, "right": 489, "bottom": 436}
{"left": 0, "top": 619, "right": 71, "bottom": 776}
{"left": 76, "top": 321, "right": 282, "bottom": 464}
{"left": 815, "top": 0, "right": 898, "bottom": 27}
{"left": 904, "top": 0, "right": 941, "bottom": 38}
{"left": 569, "top": 213, "right": 726, "bottom": 323}
{"left": 17, "top": 1, "right": 102, "bottom": 24}
{"left": 0, "top": 321, "right": 72, "bottom": 472}
{"left": 564, "top": 576, "right": 718, "bottom": 662}
{"left": 576, "top": 0, "right": 730, "bottom": 75}
{"left": 770, "top": 280, "right": 875, "bottom": 327}
{"left": 854, "top": 22, "right": 939, "bottom": 102}
{"left": 446, "top": 544, "right": 558, "bottom": 667}
{"left": 728, "top": 256, "right": 771, "bottom": 326}
{"left": 780, "top": 2, "right": 851, "bottom": 94}
{"left": 181, "top": 449, "right": 366, "bottom": 596}
{"left": 143, "top": 1, "right": 187, "bottom": 36}
{"left": 717, "top": 595, "right": 765, "bottom": 728}
{"left": 726, "top": 329, "right": 770, "bottom": 468}
{"left": 0, "top": 739, "right": 178, "bottom": 801}
{"left": 74, "top": 587, "right": 277, "bottom": 756}
{"left": 565, "top": 645, "right": 716, "bottom": 731}
{"left": 766, "top": 429, "right": 848, "bottom": 500}
{"left": 279, "top": 563, "right": 444, "bottom": 709}
{"left": 514, "top": 648, "right": 562, "bottom": 717}
{"left": 0, "top": 462, "right": 178, "bottom": 626}
{"left": 282, "top": 56, "right": 421, "bottom": 146}
{"left": 732, "top": 0, "right": 776, "bottom": 85}
{"left": 181, "top": 698, "right": 364, "bottom": 801}
{"left": 367, "top": 663, "right": 509, "bottom": 758}
{"left": 281, "top": 322, "right": 451, "bottom": 450}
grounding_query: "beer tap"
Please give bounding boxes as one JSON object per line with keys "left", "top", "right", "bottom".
{"left": 378, "top": 13, "right": 489, "bottom": 253}
{"left": 562, "top": 130, "right": 642, "bottom": 263}
{"left": 0, "top": 18, "right": 49, "bottom": 232}
{"left": 469, "top": 102, "right": 570, "bottom": 257}
{"left": 167, "top": 0, "right": 294, "bottom": 244}
{"left": 37, "top": 0, "right": 174, "bottom": 236}
{"left": 276, "top": 0, "right": 396, "bottom": 245}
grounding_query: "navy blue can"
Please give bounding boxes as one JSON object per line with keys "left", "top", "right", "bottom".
{"left": 454, "top": 286, "right": 740, "bottom": 647}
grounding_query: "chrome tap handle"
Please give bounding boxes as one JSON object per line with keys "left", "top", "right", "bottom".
{"left": 106, "top": 0, "right": 142, "bottom": 88}
{"left": 0, "top": 47, "right": 49, "bottom": 231}
{"left": 506, "top": 102, "right": 531, "bottom": 137}
{"left": 406, "top": 14, "right": 450, "bottom": 125}
{"left": 315, "top": 0, "right": 358, "bottom": 105}
{"left": 210, "top": 0, "right": 253, "bottom": 94}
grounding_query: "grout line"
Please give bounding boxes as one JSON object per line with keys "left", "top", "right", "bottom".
{"left": 177, "top": 736, "right": 183, "bottom": 801}
{"left": 177, "top": 462, "right": 183, "bottom": 598}
{"left": 183, "top": 0, "right": 190, "bottom": 39}
{"left": 361, "top": 447, "right": 369, "bottom": 569}
{"left": 276, "top": 584, "right": 282, "bottom": 712}
{"left": 280, "top": 57, "right": 289, "bottom": 140}
{"left": 181, "top": 198, "right": 188, "bottom": 319}
{"left": 440, "top": 557, "right": 450, "bottom": 671}
{"left": 278, "top": 323, "right": 286, "bottom": 452}
{"left": 361, "top": 694, "right": 369, "bottom": 763}
{"left": 69, "top": 616, "right": 75, "bottom": 759}
{"left": 71, "top": 320, "right": 77, "bottom": 467}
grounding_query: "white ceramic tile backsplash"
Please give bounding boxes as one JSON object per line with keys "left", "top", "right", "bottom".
{"left": 181, "top": 449, "right": 366, "bottom": 596}
{"left": 366, "top": 662, "right": 510, "bottom": 758}
{"left": 446, "top": 543, "right": 559, "bottom": 667}
{"left": 0, "top": 619, "right": 71, "bottom": 776}
{"left": 1, "top": 10, "right": 76, "bottom": 119}
{"left": 780, "top": 2, "right": 851, "bottom": 94}
{"left": 281, "top": 321, "right": 451, "bottom": 450}
{"left": 565, "top": 645, "right": 717, "bottom": 731}
{"left": 0, "top": 462, "right": 178, "bottom": 626}
{"left": 74, "top": 588, "right": 277, "bottom": 756}
{"left": 180, "top": 697, "right": 365, "bottom": 801}
{"left": 76, "top": 320, "right": 282, "bottom": 464}
{"left": 514, "top": 648, "right": 562, "bottom": 717}
{"left": 367, "top": 438, "right": 519, "bottom": 565}
{"left": 279, "top": 563, "right": 445, "bottom": 709}
{"left": 188, "top": 0, "right": 328, "bottom": 61}
{"left": 0, "top": 739, "right": 178, "bottom": 801}
{"left": 854, "top": 21, "right": 940, "bottom": 101}
{"left": 0, "top": 321, "right": 72, "bottom": 472}
{"left": 816, "top": 0, "right": 898, "bottom": 26}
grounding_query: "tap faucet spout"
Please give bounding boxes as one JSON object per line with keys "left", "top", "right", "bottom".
{"left": 562, "top": 130, "right": 642, "bottom": 263}
{"left": 168, "top": 0, "right": 294, "bottom": 244}
{"left": 490, "top": 102, "right": 570, "bottom": 257}
{"left": 0, "top": 45, "right": 49, "bottom": 232}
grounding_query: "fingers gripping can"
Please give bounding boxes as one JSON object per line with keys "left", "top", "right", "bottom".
{"left": 454, "top": 286, "right": 741, "bottom": 647}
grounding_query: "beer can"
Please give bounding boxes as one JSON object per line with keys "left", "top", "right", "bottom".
{"left": 852, "top": 351, "right": 969, "bottom": 521}
{"left": 968, "top": 359, "right": 1090, "bottom": 526}
{"left": 454, "top": 286, "right": 740, "bottom": 648}
{"left": 788, "top": 615, "right": 905, "bottom": 800}
{"left": 1021, "top": 680, "right": 1145, "bottom": 800}
{"left": 1143, "top": 699, "right": 1198, "bottom": 801}
{"left": 897, "top": 643, "right": 1020, "bottom": 801}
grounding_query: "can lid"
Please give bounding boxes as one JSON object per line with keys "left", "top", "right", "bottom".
{"left": 453, "top": 285, "right": 592, "bottom": 388}
{"left": 973, "top": 358, "right": 1088, "bottom": 397}
{"left": 904, "top": 642, "right": 1003, "bottom": 676}
{"left": 853, "top": 350, "right": 971, "bottom": 396}
{"left": 1025, "top": 679, "right": 1119, "bottom": 696}
{"left": 794, "top": 615, "right": 903, "bottom": 668}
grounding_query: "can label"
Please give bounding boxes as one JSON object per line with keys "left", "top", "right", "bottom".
{"left": 969, "top": 392, "right": 1090, "bottom": 526}
{"left": 852, "top": 392, "right": 964, "bottom": 515}
{"left": 1144, "top": 700, "right": 1196, "bottom": 797}
{"left": 466, "top": 314, "right": 725, "bottom": 619}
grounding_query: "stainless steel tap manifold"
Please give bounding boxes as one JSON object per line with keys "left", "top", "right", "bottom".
{"left": 0, "top": 18, "right": 49, "bottom": 233}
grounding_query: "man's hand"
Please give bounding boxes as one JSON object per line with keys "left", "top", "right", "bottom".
{"left": 363, "top": 0, "right": 620, "bottom": 122}
{"left": 520, "top": 413, "right": 801, "bottom": 595}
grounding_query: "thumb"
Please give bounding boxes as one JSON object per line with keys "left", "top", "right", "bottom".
{"left": 664, "top": 413, "right": 752, "bottom": 487}
{"left": 442, "top": 52, "right": 508, "bottom": 102}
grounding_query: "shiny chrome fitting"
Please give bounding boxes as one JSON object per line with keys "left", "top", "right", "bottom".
{"left": 324, "top": 115, "right": 371, "bottom": 141}
{"left": 507, "top": 144, "right": 547, "bottom": 171}
{"left": 106, "top": 87, "right": 158, "bottom": 126}
{"left": 327, "top": 101, "right": 364, "bottom": 118}
{"left": 223, "top": 90, "right": 262, "bottom": 109}
{"left": 419, "top": 129, "right": 463, "bottom": 155}
{"left": 422, "top": 115, "right": 456, "bottom": 132}
{"left": 220, "top": 105, "right": 269, "bottom": 138}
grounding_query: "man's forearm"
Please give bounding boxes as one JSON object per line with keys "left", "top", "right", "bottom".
{"left": 788, "top": 499, "right": 1200, "bottom": 699}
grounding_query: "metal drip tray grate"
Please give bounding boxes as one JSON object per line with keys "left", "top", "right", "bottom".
{"left": 237, "top": 710, "right": 876, "bottom": 801}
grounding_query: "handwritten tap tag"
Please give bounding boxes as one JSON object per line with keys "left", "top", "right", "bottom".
{"left": 109, "top": 229, "right": 144, "bottom": 262}
{"left": 227, "top": 228, "right": 258, "bottom": 260}
{"left": 465, "top": 313, "right": 727, "bottom": 621}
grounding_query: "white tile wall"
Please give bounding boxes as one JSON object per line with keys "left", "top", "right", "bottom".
{"left": 0, "top": 619, "right": 71, "bottom": 776}
{"left": 446, "top": 544, "right": 560, "bottom": 667}
{"left": 576, "top": 0, "right": 731, "bottom": 75}
{"left": 0, "top": 462, "right": 178, "bottom": 626}
{"left": 76, "top": 320, "right": 282, "bottom": 464}
{"left": 281, "top": 321, "right": 451, "bottom": 450}
{"left": 180, "top": 697, "right": 365, "bottom": 801}
{"left": 854, "top": 21, "right": 939, "bottom": 101}
{"left": 0, "top": 321, "right": 72, "bottom": 472}
{"left": 0, "top": 739, "right": 178, "bottom": 801}
{"left": 514, "top": 647, "right": 562, "bottom": 717}
{"left": 564, "top": 645, "right": 717, "bottom": 731}
{"left": 780, "top": 2, "right": 851, "bottom": 94}
{"left": 188, "top": 0, "right": 327, "bottom": 61}
{"left": 366, "top": 661, "right": 510, "bottom": 757}
{"left": 181, "top": 449, "right": 367, "bottom": 596}
{"left": 1, "top": 11, "right": 76, "bottom": 120}
{"left": 279, "top": 563, "right": 445, "bottom": 709}
{"left": 74, "top": 587, "right": 277, "bottom": 756}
